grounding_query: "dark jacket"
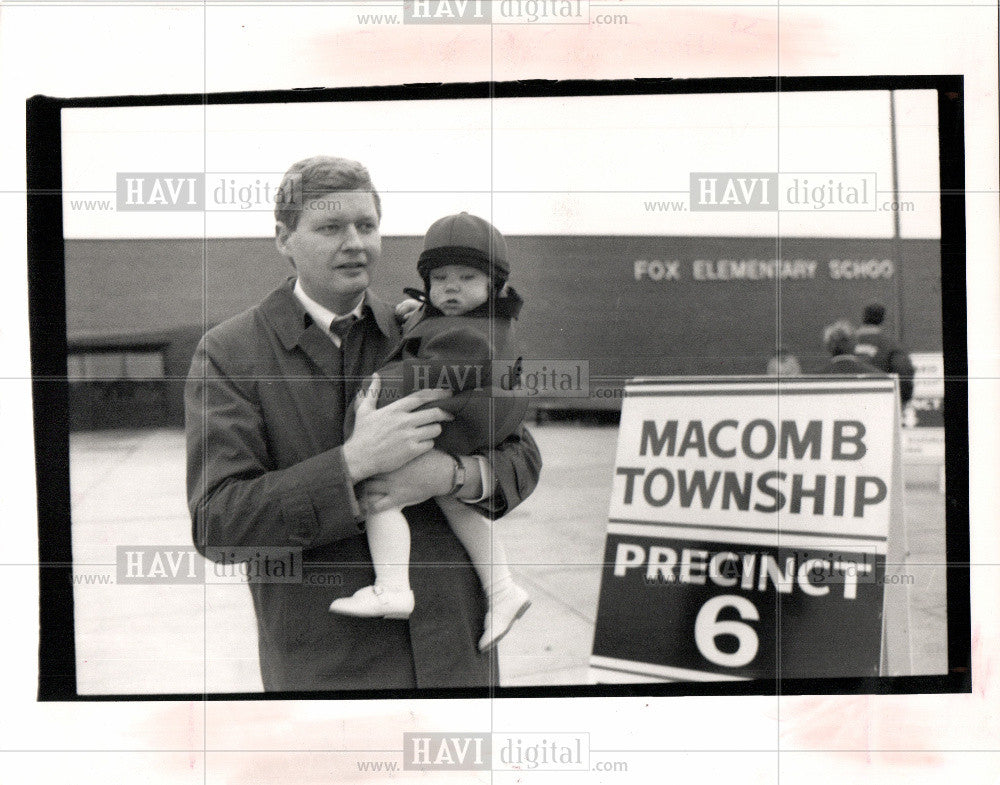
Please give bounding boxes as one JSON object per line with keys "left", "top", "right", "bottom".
{"left": 820, "top": 354, "right": 884, "bottom": 376}
{"left": 184, "top": 278, "right": 542, "bottom": 692}
{"left": 853, "top": 324, "right": 916, "bottom": 405}
{"left": 373, "top": 291, "right": 528, "bottom": 456}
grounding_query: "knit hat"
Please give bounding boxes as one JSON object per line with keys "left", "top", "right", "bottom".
{"left": 417, "top": 212, "right": 510, "bottom": 287}
{"left": 863, "top": 302, "right": 886, "bottom": 325}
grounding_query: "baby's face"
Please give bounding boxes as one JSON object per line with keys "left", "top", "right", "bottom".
{"left": 428, "top": 264, "right": 491, "bottom": 316}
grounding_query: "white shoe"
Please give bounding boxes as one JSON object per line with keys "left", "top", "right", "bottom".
{"left": 329, "top": 584, "right": 415, "bottom": 619}
{"left": 479, "top": 585, "right": 531, "bottom": 652}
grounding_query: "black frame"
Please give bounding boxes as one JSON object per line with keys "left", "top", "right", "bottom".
{"left": 28, "top": 74, "right": 970, "bottom": 701}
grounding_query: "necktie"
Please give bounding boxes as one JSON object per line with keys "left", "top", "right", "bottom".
{"left": 329, "top": 314, "right": 358, "bottom": 342}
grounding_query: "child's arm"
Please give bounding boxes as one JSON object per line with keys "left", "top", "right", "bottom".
{"left": 394, "top": 297, "right": 422, "bottom": 323}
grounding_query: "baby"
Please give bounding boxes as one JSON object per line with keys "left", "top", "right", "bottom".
{"left": 330, "top": 212, "right": 532, "bottom": 652}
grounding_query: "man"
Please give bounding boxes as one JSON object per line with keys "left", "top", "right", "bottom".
{"left": 185, "top": 155, "right": 542, "bottom": 692}
{"left": 853, "top": 302, "right": 915, "bottom": 405}
{"left": 819, "top": 320, "right": 883, "bottom": 375}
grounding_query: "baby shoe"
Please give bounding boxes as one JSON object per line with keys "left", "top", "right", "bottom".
{"left": 329, "top": 584, "right": 415, "bottom": 619}
{"left": 479, "top": 585, "right": 531, "bottom": 651}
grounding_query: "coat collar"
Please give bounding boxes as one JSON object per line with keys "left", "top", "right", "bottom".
{"left": 262, "top": 277, "right": 401, "bottom": 352}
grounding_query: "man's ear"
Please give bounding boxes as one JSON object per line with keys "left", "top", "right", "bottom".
{"left": 274, "top": 222, "right": 292, "bottom": 259}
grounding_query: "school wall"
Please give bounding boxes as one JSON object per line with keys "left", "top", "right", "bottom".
{"left": 63, "top": 235, "right": 942, "bottom": 426}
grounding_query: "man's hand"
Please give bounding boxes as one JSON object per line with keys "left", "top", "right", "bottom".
{"left": 341, "top": 374, "right": 453, "bottom": 483}
{"left": 359, "top": 449, "right": 458, "bottom": 515}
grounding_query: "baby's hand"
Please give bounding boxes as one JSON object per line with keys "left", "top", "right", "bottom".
{"left": 394, "top": 298, "right": 422, "bottom": 323}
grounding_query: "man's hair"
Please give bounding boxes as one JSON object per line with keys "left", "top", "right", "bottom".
{"left": 274, "top": 155, "right": 381, "bottom": 231}
{"left": 862, "top": 302, "right": 886, "bottom": 325}
{"left": 823, "top": 320, "right": 856, "bottom": 356}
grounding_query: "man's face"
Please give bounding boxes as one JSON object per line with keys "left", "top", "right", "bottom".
{"left": 275, "top": 190, "right": 381, "bottom": 312}
{"left": 428, "top": 264, "right": 491, "bottom": 316}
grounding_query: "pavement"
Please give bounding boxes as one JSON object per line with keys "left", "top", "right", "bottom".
{"left": 68, "top": 424, "right": 947, "bottom": 695}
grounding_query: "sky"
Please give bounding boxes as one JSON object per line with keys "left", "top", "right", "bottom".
{"left": 61, "top": 89, "right": 940, "bottom": 238}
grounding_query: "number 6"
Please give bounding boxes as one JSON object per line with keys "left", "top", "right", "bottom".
{"left": 694, "top": 595, "right": 760, "bottom": 668}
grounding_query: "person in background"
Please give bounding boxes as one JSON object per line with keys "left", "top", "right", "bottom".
{"left": 820, "top": 320, "right": 882, "bottom": 375}
{"left": 853, "top": 302, "right": 916, "bottom": 405}
{"left": 766, "top": 345, "right": 802, "bottom": 376}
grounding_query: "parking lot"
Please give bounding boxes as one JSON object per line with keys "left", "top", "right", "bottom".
{"left": 69, "top": 423, "right": 947, "bottom": 694}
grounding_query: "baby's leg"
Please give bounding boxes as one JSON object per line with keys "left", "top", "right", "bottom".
{"left": 436, "top": 496, "right": 513, "bottom": 596}
{"left": 366, "top": 508, "right": 412, "bottom": 592}
{"left": 328, "top": 508, "right": 415, "bottom": 619}
{"left": 436, "top": 495, "right": 530, "bottom": 651}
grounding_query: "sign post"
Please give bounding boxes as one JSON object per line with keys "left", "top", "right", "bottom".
{"left": 589, "top": 376, "right": 907, "bottom": 683}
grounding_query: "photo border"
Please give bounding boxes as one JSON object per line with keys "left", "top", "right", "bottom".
{"left": 27, "top": 74, "right": 970, "bottom": 702}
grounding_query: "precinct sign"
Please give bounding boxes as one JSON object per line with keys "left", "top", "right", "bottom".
{"left": 589, "top": 376, "right": 904, "bottom": 682}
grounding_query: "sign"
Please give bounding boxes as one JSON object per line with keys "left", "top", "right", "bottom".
{"left": 589, "top": 376, "right": 905, "bottom": 682}
{"left": 633, "top": 257, "right": 895, "bottom": 282}
{"left": 904, "top": 351, "right": 945, "bottom": 429}
{"left": 900, "top": 352, "right": 944, "bottom": 491}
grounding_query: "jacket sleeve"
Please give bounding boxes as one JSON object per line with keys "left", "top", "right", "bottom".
{"left": 185, "top": 335, "right": 363, "bottom": 560}
{"left": 468, "top": 425, "right": 542, "bottom": 519}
